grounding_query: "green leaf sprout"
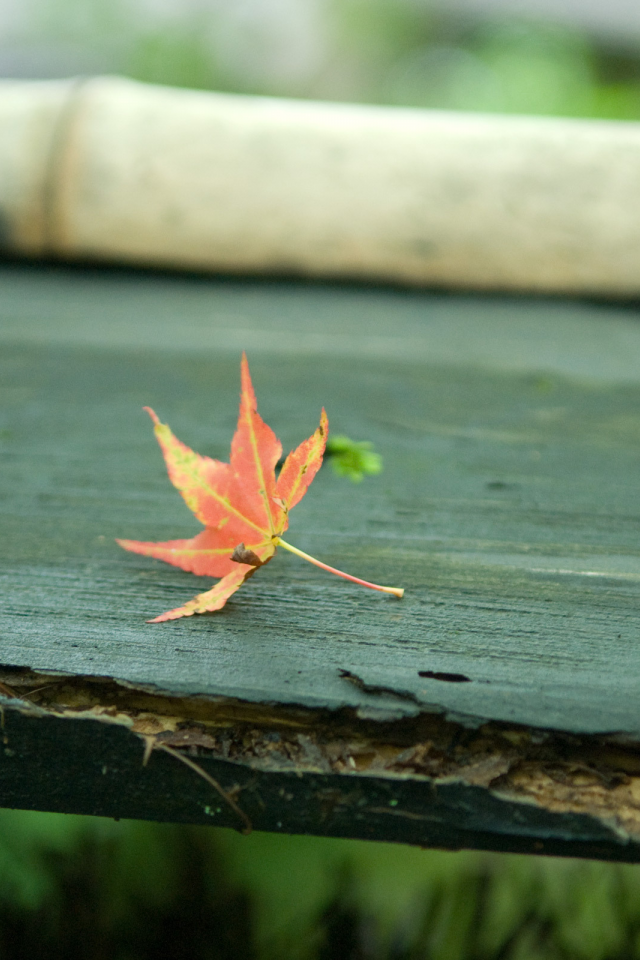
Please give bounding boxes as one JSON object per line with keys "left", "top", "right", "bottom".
{"left": 325, "top": 435, "right": 383, "bottom": 483}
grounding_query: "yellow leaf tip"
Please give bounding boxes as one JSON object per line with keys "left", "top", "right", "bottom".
{"left": 148, "top": 611, "right": 180, "bottom": 623}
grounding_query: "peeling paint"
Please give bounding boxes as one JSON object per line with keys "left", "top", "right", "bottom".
{"left": 2, "top": 665, "right": 640, "bottom": 845}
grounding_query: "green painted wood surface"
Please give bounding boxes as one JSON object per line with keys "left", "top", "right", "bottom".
{"left": 2, "top": 263, "right": 640, "bottom": 739}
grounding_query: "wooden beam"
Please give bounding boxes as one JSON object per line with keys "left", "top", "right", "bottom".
{"left": 2, "top": 263, "right": 640, "bottom": 857}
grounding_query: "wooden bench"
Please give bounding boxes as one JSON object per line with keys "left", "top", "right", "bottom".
{"left": 2, "top": 261, "right": 640, "bottom": 860}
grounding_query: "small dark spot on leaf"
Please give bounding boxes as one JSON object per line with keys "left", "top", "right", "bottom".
{"left": 418, "top": 670, "right": 471, "bottom": 683}
{"left": 231, "top": 543, "right": 264, "bottom": 567}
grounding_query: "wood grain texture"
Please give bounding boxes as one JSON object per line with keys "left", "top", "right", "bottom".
{"left": 2, "top": 263, "right": 640, "bottom": 853}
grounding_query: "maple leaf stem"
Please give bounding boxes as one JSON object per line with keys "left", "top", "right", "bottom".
{"left": 275, "top": 538, "right": 404, "bottom": 598}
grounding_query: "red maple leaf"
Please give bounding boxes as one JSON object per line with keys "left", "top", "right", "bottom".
{"left": 118, "top": 354, "right": 403, "bottom": 622}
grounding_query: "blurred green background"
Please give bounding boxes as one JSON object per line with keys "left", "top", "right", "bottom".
{"left": 3, "top": 1, "right": 640, "bottom": 956}
{"left": 3, "top": 807, "right": 640, "bottom": 960}
{"left": 1, "top": 0, "right": 640, "bottom": 121}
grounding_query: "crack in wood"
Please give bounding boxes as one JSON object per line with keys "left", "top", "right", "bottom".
{"left": 338, "top": 669, "right": 425, "bottom": 704}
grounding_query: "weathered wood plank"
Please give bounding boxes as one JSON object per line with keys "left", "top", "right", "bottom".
{"left": 0, "top": 695, "right": 633, "bottom": 862}
{"left": 2, "top": 262, "right": 640, "bottom": 855}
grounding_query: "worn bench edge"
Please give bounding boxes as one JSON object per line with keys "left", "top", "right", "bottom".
{"left": 1, "top": 678, "right": 639, "bottom": 862}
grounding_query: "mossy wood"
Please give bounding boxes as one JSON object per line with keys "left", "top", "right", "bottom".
{"left": 2, "top": 263, "right": 640, "bottom": 859}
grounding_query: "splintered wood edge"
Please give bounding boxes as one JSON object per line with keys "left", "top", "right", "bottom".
{"left": 1, "top": 664, "right": 640, "bottom": 857}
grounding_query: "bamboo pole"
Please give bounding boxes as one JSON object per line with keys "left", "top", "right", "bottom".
{"left": 2, "top": 75, "right": 640, "bottom": 295}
